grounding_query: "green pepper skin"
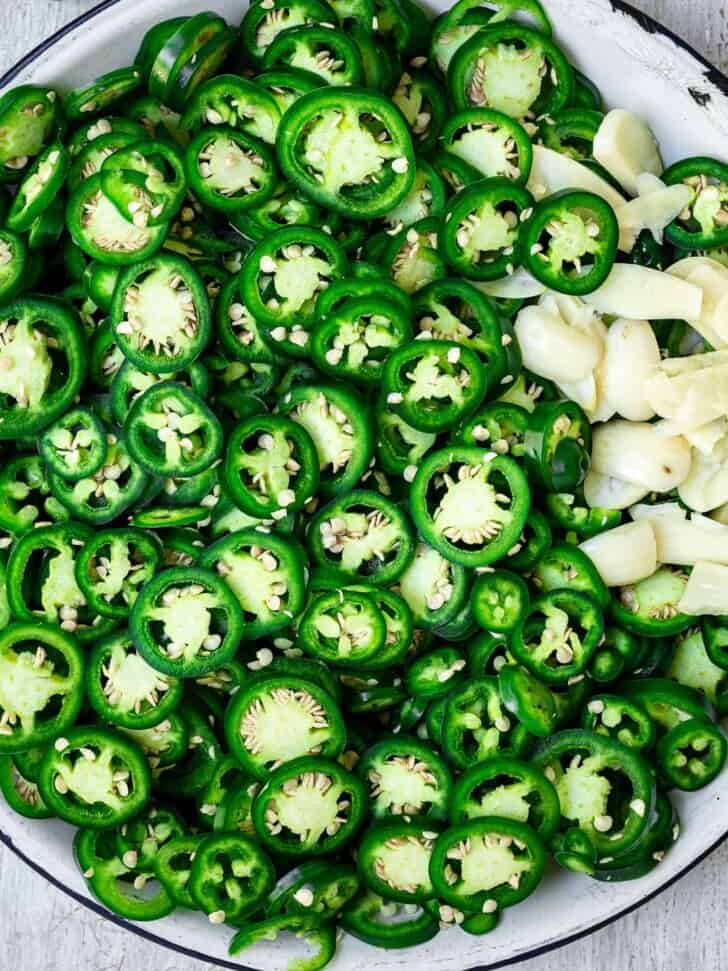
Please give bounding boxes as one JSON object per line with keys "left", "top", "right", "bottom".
{"left": 39, "top": 726, "right": 151, "bottom": 829}
{"left": 276, "top": 87, "right": 416, "bottom": 220}
{"left": 130, "top": 565, "right": 245, "bottom": 678}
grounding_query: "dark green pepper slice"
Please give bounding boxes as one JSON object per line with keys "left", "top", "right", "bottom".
{"left": 358, "top": 818, "right": 442, "bottom": 903}
{"left": 441, "top": 109, "right": 532, "bottom": 183}
{"left": 582, "top": 694, "right": 655, "bottom": 752}
{"left": 298, "top": 587, "right": 387, "bottom": 667}
{"left": 0, "top": 86, "right": 61, "bottom": 181}
{"left": 382, "top": 340, "right": 487, "bottom": 433}
{"left": 252, "top": 755, "right": 367, "bottom": 856}
{"left": 75, "top": 828, "right": 174, "bottom": 921}
{"left": 0, "top": 453, "right": 68, "bottom": 533}
{"left": 64, "top": 67, "right": 143, "bottom": 121}
{"left": 182, "top": 74, "right": 281, "bottom": 144}
{"left": 358, "top": 736, "right": 451, "bottom": 819}
{"left": 656, "top": 717, "right": 727, "bottom": 791}
{"left": 0, "top": 622, "right": 84, "bottom": 753}
{"left": 225, "top": 675, "right": 345, "bottom": 779}
{"left": 263, "top": 25, "right": 365, "bottom": 85}
{"left": 223, "top": 413, "right": 319, "bottom": 517}
{"left": 538, "top": 106, "right": 603, "bottom": 159}
{"left": 498, "top": 664, "right": 557, "bottom": 737}
{"left": 0, "top": 756, "right": 53, "bottom": 819}
{"left": 189, "top": 831, "right": 275, "bottom": 924}
{"left": 450, "top": 756, "right": 560, "bottom": 840}
{"left": 125, "top": 380, "right": 222, "bottom": 476}
{"left": 267, "top": 860, "right": 360, "bottom": 919}
{"left": 662, "top": 156, "right": 728, "bottom": 251}
{"left": 39, "top": 726, "right": 151, "bottom": 829}
{"left": 7, "top": 140, "right": 69, "bottom": 233}
{"left": 156, "top": 834, "right": 205, "bottom": 907}
{"left": 110, "top": 252, "right": 212, "bottom": 373}
{"left": 521, "top": 189, "right": 618, "bottom": 295}
{"left": 276, "top": 87, "right": 415, "bottom": 220}
{"left": 130, "top": 564, "right": 245, "bottom": 678}
{"left": 185, "top": 126, "right": 278, "bottom": 213}
{"left": 279, "top": 382, "right": 374, "bottom": 497}
{"left": 7, "top": 522, "right": 116, "bottom": 642}
{"left": 448, "top": 23, "right": 573, "bottom": 115}
{"left": 199, "top": 528, "right": 306, "bottom": 639}
{"left": 115, "top": 803, "right": 186, "bottom": 875}
{"left": 510, "top": 589, "right": 604, "bottom": 685}
{"left": 308, "top": 489, "right": 415, "bottom": 585}
{"left": 410, "top": 445, "right": 530, "bottom": 567}
{"left": 48, "top": 435, "right": 148, "bottom": 526}
{"left": 471, "top": 568, "right": 529, "bottom": 633}
{"left": 311, "top": 296, "right": 412, "bottom": 385}
{"left": 442, "top": 676, "right": 529, "bottom": 768}
{"left": 239, "top": 226, "right": 347, "bottom": 355}
{"left": 532, "top": 540, "right": 609, "bottom": 609}
{"left": 38, "top": 406, "right": 107, "bottom": 482}
{"left": 86, "top": 630, "right": 183, "bottom": 730}
{"left": 101, "top": 138, "right": 187, "bottom": 227}
{"left": 341, "top": 890, "right": 438, "bottom": 948}
{"left": 75, "top": 527, "right": 162, "bottom": 621}
{"left": 67, "top": 174, "right": 168, "bottom": 265}
{"left": 0, "top": 296, "right": 86, "bottom": 440}
{"left": 405, "top": 646, "right": 468, "bottom": 700}
{"left": 522, "top": 399, "right": 591, "bottom": 491}
{"left": 534, "top": 729, "right": 655, "bottom": 857}
{"left": 429, "top": 816, "right": 546, "bottom": 914}
{"left": 229, "top": 914, "right": 336, "bottom": 969}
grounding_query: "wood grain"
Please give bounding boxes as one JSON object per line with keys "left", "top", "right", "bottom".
{"left": 1, "top": 2, "right": 728, "bottom": 970}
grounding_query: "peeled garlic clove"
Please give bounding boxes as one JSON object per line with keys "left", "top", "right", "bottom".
{"left": 600, "top": 318, "right": 661, "bottom": 421}
{"left": 579, "top": 520, "right": 657, "bottom": 587}
{"left": 514, "top": 303, "right": 602, "bottom": 383}
{"left": 591, "top": 419, "right": 691, "bottom": 492}
{"left": 527, "top": 145, "right": 626, "bottom": 210}
{"left": 583, "top": 469, "right": 649, "bottom": 510}
{"left": 593, "top": 109, "right": 662, "bottom": 195}
{"left": 582, "top": 264, "right": 702, "bottom": 320}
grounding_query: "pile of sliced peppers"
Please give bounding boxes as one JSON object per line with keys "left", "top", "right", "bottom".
{"left": 1, "top": 0, "right": 728, "bottom": 967}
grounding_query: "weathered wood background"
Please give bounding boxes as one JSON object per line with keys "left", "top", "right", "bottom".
{"left": 1, "top": 2, "right": 728, "bottom": 969}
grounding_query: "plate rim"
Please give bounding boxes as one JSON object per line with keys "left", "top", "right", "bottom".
{"left": 1, "top": 1, "right": 728, "bottom": 968}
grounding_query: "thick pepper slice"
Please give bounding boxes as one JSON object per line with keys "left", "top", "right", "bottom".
{"left": 39, "top": 726, "right": 151, "bottom": 829}
{"left": 198, "top": 528, "right": 307, "bottom": 639}
{"left": 308, "top": 489, "right": 415, "bottom": 586}
{"left": 225, "top": 675, "right": 346, "bottom": 779}
{"left": 510, "top": 589, "right": 604, "bottom": 685}
{"left": 410, "top": 445, "right": 530, "bottom": 567}
{"left": 521, "top": 189, "right": 618, "bottom": 295}
{"left": 276, "top": 87, "right": 416, "bottom": 220}
{"left": 448, "top": 23, "right": 573, "bottom": 115}
{"left": 0, "top": 296, "right": 86, "bottom": 440}
{"left": 130, "top": 565, "right": 245, "bottom": 678}
{"left": 252, "top": 755, "right": 368, "bottom": 856}
{"left": 429, "top": 816, "right": 546, "bottom": 914}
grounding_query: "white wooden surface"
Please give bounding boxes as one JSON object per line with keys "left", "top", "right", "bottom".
{"left": 1, "top": 2, "right": 728, "bottom": 969}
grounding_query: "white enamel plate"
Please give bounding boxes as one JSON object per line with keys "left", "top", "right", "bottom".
{"left": 2, "top": 1, "right": 728, "bottom": 968}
